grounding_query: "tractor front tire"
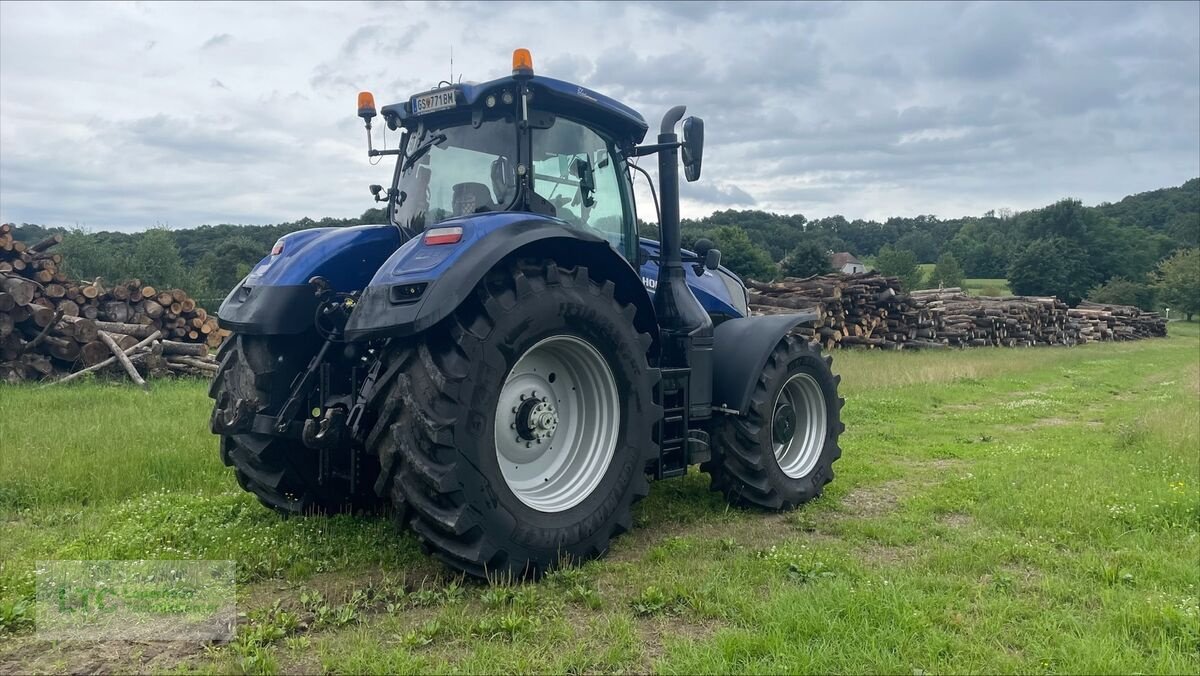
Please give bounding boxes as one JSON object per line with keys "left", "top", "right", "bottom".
{"left": 210, "top": 334, "right": 381, "bottom": 516}
{"left": 705, "top": 336, "right": 843, "bottom": 510}
{"left": 370, "top": 259, "right": 660, "bottom": 578}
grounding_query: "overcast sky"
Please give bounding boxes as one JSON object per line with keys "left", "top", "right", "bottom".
{"left": 1, "top": 1, "right": 1197, "bottom": 231}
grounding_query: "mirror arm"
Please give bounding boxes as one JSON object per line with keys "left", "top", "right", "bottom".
{"left": 364, "top": 118, "right": 403, "bottom": 157}
{"left": 629, "top": 141, "right": 682, "bottom": 157}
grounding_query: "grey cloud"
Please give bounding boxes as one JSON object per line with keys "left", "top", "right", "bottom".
{"left": 115, "top": 114, "right": 282, "bottom": 164}
{"left": 682, "top": 181, "right": 757, "bottom": 206}
{"left": 201, "top": 33, "right": 231, "bottom": 49}
{"left": 0, "top": 0, "right": 1196, "bottom": 229}
{"left": 339, "top": 21, "right": 428, "bottom": 58}
{"left": 339, "top": 25, "right": 383, "bottom": 58}
{"left": 928, "top": 2, "right": 1040, "bottom": 80}
{"left": 313, "top": 21, "right": 431, "bottom": 96}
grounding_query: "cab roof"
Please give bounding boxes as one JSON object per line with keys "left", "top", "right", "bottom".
{"left": 380, "top": 75, "right": 649, "bottom": 145}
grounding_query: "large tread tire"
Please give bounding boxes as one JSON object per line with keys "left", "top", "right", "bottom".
{"left": 210, "top": 334, "right": 381, "bottom": 516}
{"left": 370, "top": 259, "right": 660, "bottom": 578}
{"left": 704, "top": 337, "right": 844, "bottom": 510}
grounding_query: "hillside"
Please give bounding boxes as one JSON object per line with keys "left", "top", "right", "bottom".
{"left": 5, "top": 180, "right": 1197, "bottom": 305}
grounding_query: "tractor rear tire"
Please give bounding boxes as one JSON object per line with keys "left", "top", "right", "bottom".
{"left": 210, "top": 334, "right": 382, "bottom": 516}
{"left": 370, "top": 259, "right": 660, "bottom": 578}
{"left": 704, "top": 336, "right": 843, "bottom": 510}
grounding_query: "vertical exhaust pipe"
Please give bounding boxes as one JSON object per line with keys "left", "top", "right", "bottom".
{"left": 656, "top": 106, "right": 687, "bottom": 283}
{"left": 654, "top": 107, "right": 713, "bottom": 416}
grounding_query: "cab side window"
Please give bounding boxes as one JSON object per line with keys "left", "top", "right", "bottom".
{"left": 532, "top": 119, "right": 627, "bottom": 249}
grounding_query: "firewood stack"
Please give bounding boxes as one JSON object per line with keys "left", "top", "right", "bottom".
{"left": 1, "top": 224, "right": 226, "bottom": 384}
{"left": 1068, "top": 301, "right": 1167, "bottom": 340}
{"left": 748, "top": 273, "right": 1168, "bottom": 350}
{"left": 909, "top": 289, "right": 1074, "bottom": 347}
{"left": 748, "top": 272, "right": 938, "bottom": 350}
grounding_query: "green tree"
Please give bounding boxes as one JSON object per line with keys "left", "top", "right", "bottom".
{"left": 58, "top": 228, "right": 127, "bottom": 282}
{"left": 1156, "top": 247, "right": 1200, "bottom": 320}
{"left": 1086, "top": 277, "right": 1157, "bottom": 310}
{"left": 710, "top": 225, "right": 778, "bottom": 281}
{"left": 875, "top": 246, "right": 924, "bottom": 291}
{"left": 895, "top": 229, "right": 938, "bottom": 263}
{"left": 128, "top": 227, "right": 187, "bottom": 289}
{"left": 359, "top": 207, "right": 386, "bottom": 224}
{"left": 194, "top": 236, "right": 268, "bottom": 299}
{"left": 1008, "top": 237, "right": 1097, "bottom": 305}
{"left": 928, "top": 252, "right": 965, "bottom": 289}
{"left": 782, "top": 242, "right": 831, "bottom": 278}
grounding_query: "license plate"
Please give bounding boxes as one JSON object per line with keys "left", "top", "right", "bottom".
{"left": 412, "top": 88, "right": 457, "bottom": 115}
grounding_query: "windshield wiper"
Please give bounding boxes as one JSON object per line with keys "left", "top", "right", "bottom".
{"left": 402, "top": 133, "right": 447, "bottom": 172}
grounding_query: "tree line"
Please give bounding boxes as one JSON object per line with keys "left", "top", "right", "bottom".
{"left": 7, "top": 179, "right": 1198, "bottom": 318}
{"left": 9, "top": 210, "right": 387, "bottom": 304}
{"left": 651, "top": 178, "right": 1197, "bottom": 317}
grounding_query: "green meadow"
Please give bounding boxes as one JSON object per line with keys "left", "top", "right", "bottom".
{"left": 1, "top": 324, "right": 1197, "bottom": 674}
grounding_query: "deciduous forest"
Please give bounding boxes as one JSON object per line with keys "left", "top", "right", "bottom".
{"left": 9, "top": 178, "right": 1198, "bottom": 314}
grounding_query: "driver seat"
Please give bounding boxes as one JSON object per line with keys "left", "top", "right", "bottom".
{"left": 452, "top": 182, "right": 497, "bottom": 216}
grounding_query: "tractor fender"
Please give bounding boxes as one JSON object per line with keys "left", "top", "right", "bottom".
{"left": 343, "top": 215, "right": 656, "bottom": 342}
{"left": 218, "top": 224, "right": 401, "bottom": 335}
{"left": 711, "top": 311, "right": 820, "bottom": 413}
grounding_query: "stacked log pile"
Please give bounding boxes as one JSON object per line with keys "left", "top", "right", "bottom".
{"left": 908, "top": 289, "right": 1073, "bottom": 347}
{"left": 748, "top": 272, "right": 943, "bottom": 350}
{"left": 1069, "top": 300, "right": 1168, "bottom": 340}
{"left": 749, "top": 275, "right": 1168, "bottom": 350}
{"left": 1, "top": 224, "right": 224, "bottom": 383}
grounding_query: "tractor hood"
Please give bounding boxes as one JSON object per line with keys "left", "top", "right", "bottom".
{"left": 637, "top": 238, "right": 749, "bottom": 319}
{"left": 217, "top": 224, "right": 401, "bottom": 335}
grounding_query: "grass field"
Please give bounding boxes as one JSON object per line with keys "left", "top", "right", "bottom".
{"left": 1, "top": 324, "right": 1198, "bottom": 674}
{"left": 963, "top": 278, "right": 1013, "bottom": 296}
{"left": 915, "top": 264, "right": 1011, "bottom": 296}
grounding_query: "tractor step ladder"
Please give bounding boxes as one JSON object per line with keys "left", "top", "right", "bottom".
{"left": 656, "top": 367, "right": 690, "bottom": 479}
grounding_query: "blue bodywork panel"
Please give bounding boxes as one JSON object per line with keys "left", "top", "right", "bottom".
{"left": 637, "top": 238, "right": 748, "bottom": 319}
{"left": 225, "top": 219, "right": 748, "bottom": 334}
{"left": 343, "top": 211, "right": 658, "bottom": 340}
{"left": 244, "top": 224, "right": 401, "bottom": 291}
{"left": 369, "top": 211, "right": 534, "bottom": 285}
{"left": 361, "top": 222, "right": 745, "bottom": 318}
{"left": 218, "top": 224, "right": 402, "bottom": 334}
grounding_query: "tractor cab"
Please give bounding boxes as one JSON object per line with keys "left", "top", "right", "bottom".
{"left": 360, "top": 50, "right": 649, "bottom": 261}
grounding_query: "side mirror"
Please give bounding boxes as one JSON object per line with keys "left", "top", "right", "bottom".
{"left": 637, "top": 247, "right": 650, "bottom": 267}
{"left": 491, "top": 156, "right": 517, "bottom": 204}
{"left": 704, "top": 248, "right": 721, "bottom": 271}
{"left": 682, "top": 116, "right": 704, "bottom": 182}
{"left": 572, "top": 158, "right": 596, "bottom": 207}
{"left": 691, "top": 238, "right": 720, "bottom": 271}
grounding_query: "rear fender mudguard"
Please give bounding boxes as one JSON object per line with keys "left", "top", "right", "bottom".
{"left": 343, "top": 215, "right": 656, "bottom": 341}
{"left": 711, "top": 312, "right": 820, "bottom": 413}
{"left": 217, "top": 224, "right": 400, "bottom": 335}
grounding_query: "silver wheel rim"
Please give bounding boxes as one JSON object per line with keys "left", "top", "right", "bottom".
{"left": 771, "top": 372, "right": 827, "bottom": 479}
{"left": 494, "top": 335, "right": 620, "bottom": 513}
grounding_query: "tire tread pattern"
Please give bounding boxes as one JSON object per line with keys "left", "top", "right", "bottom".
{"left": 371, "top": 259, "right": 660, "bottom": 578}
{"left": 704, "top": 336, "right": 844, "bottom": 510}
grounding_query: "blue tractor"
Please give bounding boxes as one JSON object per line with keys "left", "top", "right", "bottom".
{"left": 210, "top": 49, "right": 843, "bottom": 578}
